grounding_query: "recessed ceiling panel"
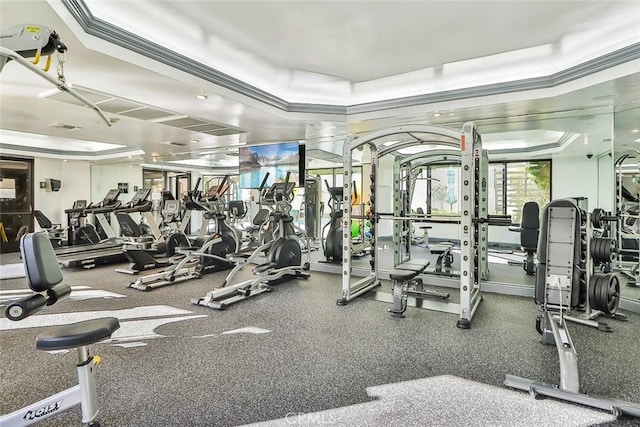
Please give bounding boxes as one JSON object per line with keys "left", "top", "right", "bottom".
{"left": 46, "top": 89, "right": 113, "bottom": 107}
{"left": 119, "top": 107, "right": 175, "bottom": 120}
{"left": 206, "top": 128, "right": 245, "bottom": 136}
{"left": 159, "top": 117, "right": 209, "bottom": 128}
{"left": 96, "top": 98, "right": 144, "bottom": 113}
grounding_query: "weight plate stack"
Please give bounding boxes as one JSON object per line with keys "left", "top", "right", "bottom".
{"left": 589, "top": 273, "right": 620, "bottom": 315}
{"left": 590, "top": 238, "right": 615, "bottom": 264}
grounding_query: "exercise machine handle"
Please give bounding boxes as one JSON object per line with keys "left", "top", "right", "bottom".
{"left": 5, "top": 284, "right": 71, "bottom": 321}
{"left": 216, "top": 175, "right": 230, "bottom": 197}
{"left": 283, "top": 171, "right": 291, "bottom": 187}
{"left": 192, "top": 177, "right": 202, "bottom": 192}
{"left": 325, "top": 179, "right": 332, "bottom": 193}
{"left": 5, "top": 294, "right": 47, "bottom": 321}
{"left": 258, "top": 173, "right": 270, "bottom": 193}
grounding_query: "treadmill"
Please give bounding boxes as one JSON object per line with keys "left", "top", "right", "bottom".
{"left": 55, "top": 189, "right": 128, "bottom": 269}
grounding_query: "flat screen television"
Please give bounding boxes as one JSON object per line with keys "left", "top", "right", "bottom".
{"left": 46, "top": 178, "right": 61, "bottom": 192}
{"left": 239, "top": 141, "right": 305, "bottom": 188}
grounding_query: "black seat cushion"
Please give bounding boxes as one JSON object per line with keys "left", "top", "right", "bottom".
{"left": 430, "top": 244, "right": 452, "bottom": 254}
{"left": 33, "top": 210, "right": 54, "bottom": 229}
{"left": 36, "top": 317, "right": 120, "bottom": 351}
{"left": 396, "top": 257, "right": 430, "bottom": 271}
{"left": 520, "top": 229, "right": 538, "bottom": 251}
{"left": 389, "top": 269, "right": 419, "bottom": 281}
{"left": 520, "top": 202, "right": 540, "bottom": 250}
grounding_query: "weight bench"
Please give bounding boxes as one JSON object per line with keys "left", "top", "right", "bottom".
{"left": 388, "top": 259, "right": 449, "bottom": 318}
{"left": 505, "top": 200, "right": 640, "bottom": 418}
{"left": 430, "top": 243, "right": 454, "bottom": 272}
{"left": 2, "top": 232, "right": 120, "bottom": 426}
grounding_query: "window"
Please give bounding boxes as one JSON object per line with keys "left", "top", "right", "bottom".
{"left": 488, "top": 160, "right": 552, "bottom": 223}
{"left": 414, "top": 160, "right": 551, "bottom": 223}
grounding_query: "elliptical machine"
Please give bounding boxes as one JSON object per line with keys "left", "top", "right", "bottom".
{"left": 195, "top": 175, "right": 238, "bottom": 276}
{"left": 322, "top": 180, "right": 367, "bottom": 263}
{"left": 192, "top": 172, "right": 310, "bottom": 310}
{"left": 127, "top": 176, "right": 237, "bottom": 291}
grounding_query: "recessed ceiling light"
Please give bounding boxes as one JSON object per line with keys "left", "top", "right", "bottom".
{"left": 432, "top": 112, "right": 441, "bottom": 118}
{"left": 583, "top": 134, "right": 589, "bottom": 144}
{"left": 195, "top": 89, "right": 208, "bottom": 100}
{"left": 190, "top": 139, "right": 199, "bottom": 143}
{"left": 631, "top": 129, "right": 639, "bottom": 133}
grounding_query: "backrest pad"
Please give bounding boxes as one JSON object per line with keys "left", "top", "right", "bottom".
{"left": 21, "top": 232, "right": 63, "bottom": 292}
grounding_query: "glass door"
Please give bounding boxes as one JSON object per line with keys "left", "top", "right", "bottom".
{"left": 0, "top": 157, "right": 34, "bottom": 253}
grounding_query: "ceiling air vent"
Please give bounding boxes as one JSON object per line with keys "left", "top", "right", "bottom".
{"left": 48, "top": 122, "right": 82, "bottom": 130}
{"left": 170, "top": 141, "right": 187, "bottom": 147}
{"left": 45, "top": 85, "right": 246, "bottom": 137}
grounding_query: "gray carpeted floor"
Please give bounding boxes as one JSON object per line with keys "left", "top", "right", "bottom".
{"left": 1, "top": 254, "right": 639, "bottom": 426}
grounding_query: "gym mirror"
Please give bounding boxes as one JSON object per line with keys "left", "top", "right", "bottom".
{"left": 613, "top": 102, "right": 640, "bottom": 303}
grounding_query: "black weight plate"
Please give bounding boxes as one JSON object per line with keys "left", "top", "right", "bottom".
{"left": 591, "top": 273, "right": 602, "bottom": 311}
{"left": 605, "top": 274, "right": 620, "bottom": 315}
{"left": 598, "top": 273, "right": 609, "bottom": 313}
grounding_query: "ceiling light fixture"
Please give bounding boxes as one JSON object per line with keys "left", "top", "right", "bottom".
{"left": 195, "top": 90, "right": 208, "bottom": 100}
{"left": 190, "top": 139, "right": 199, "bottom": 143}
{"left": 631, "top": 129, "right": 639, "bottom": 133}
{"left": 432, "top": 112, "right": 441, "bottom": 118}
{"left": 583, "top": 134, "right": 589, "bottom": 145}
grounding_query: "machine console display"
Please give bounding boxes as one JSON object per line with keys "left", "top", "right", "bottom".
{"left": 130, "top": 188, "right": 151, "bottom": 205}
{"left": 103, "top": 189, "right": 121, "bottom": 204}
{"left": 163, "top": 200, "right": 180, "bottom": 215}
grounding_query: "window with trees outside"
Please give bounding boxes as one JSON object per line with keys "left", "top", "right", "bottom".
{"left": 411, "top": 160, "right": 551, "bottom": 223}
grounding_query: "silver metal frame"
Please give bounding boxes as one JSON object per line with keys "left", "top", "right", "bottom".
{"left": 338, "top": 123, "right": 485, "bottom": 327}
{"left": 0, "top": 35, "right": 110, "bottom": 126}
{"left": 1, "top": 346, "right": 102, "bottom": 426}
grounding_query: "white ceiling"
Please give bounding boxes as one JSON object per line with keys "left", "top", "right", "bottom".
{"left": 1, "top": 0, "right": 639, "bottom": 170}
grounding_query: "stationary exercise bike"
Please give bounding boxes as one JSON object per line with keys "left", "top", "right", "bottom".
{"left": 2, "top": 232, "right": 120, "bottom": 426}
{"left": 192, "top": 172, "right": 310, "bottom": 310}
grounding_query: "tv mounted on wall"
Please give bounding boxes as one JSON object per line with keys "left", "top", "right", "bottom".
{"left": 239, "top": 141, "right": 305, "bottom": 188}
{"left": 45, "top": 178, "right": 61, "bottom": 192}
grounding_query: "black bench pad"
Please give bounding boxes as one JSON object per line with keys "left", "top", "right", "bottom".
{"left": 430, "top": 244, "right": 453, "bottom": 254}
{"left": 36, "top": 317, "right": 120, "bottom": 351}
{"left": 389, "top": 269, "right": 419, "bottom": 281}
{"left": 396, "top": 261, "right": 430, "bottom": 272}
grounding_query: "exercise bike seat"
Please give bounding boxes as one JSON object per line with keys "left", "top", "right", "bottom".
{"left": 36, "top": 317, "right": 120, "bottom": 351}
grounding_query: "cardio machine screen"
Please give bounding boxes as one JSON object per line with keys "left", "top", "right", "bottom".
{"left": 103, "top": 189, "right": 120, "bottom": 203}
{"left": 130, "top": 188, "right": 151, "bottom": 205}
{"left": 163, "top": 200, "right": 180, "bottom": 215}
